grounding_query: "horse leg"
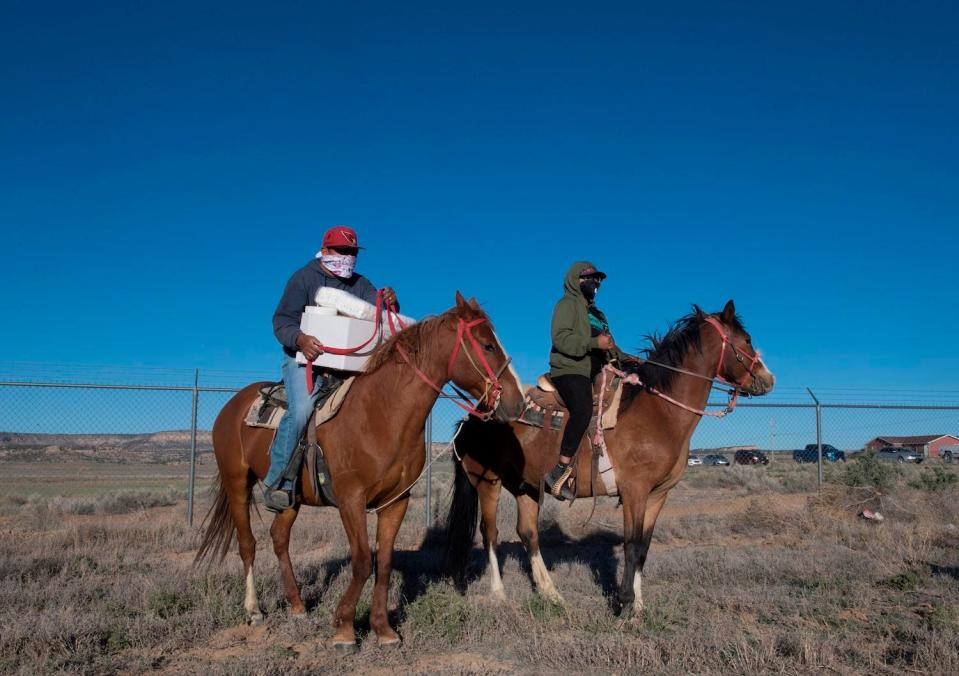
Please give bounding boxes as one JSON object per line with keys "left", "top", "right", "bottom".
{"left": 270, "top": 504, "right": 307, "bottom": 615}
{"left": 477, "top": 478, "right": 506, "bottom": 601}
{"left": 516, "top": 492, "right": 564, "bottom": 604}
{"left": 369, "top": 497, "right": 409, "bottom": 646}
{"left": 226, "top": 473, "right": 264, "bottom": 625}
{"left": 617, "top": 490, "right": 649, "bottom": 617}
{"left": 630, "top": 491, "right": 668, "bottom": 614}
{"left": 331, "top": 497, "right": 373, "bottom": 651}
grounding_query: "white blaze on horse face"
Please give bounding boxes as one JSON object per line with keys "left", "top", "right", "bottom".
{"left": 493, "top": 330, "right": 524, "bottom": 393}
{"left": 756, "top": 359, "right": 776, "bottom": 393}
{"left": 488, "top": 544, "right": 505, "bottom": 599}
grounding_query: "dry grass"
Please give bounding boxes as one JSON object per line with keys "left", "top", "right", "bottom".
{"left": 0, "top": 462, "right": 957, "bottom": 674}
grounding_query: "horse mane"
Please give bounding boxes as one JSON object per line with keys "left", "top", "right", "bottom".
{"left": 362, "top": 304, "right": 486, "bottom": 375}
{"left": 623, "top": 305, "right": 746, "bottom": 400}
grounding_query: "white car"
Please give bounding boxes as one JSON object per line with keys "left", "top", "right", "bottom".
{"left": 687, "top": 456, "right": 703, "bottom": 466}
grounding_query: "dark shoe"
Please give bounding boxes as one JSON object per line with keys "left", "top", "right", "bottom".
{"left": 262, "top": 485, "right": 294, "bottom": 513}
{"left": 544, "top": 462, "right": 575, "bottom": 501}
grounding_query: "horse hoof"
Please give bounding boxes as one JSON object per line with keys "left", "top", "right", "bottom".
{"left": 332, "top": 641, "right": 358, "bottom": 655}
{"left": 248, "top": 612, "right": 265, "bottom": 626}
{"left": 290, "top": 610, "right": 310, "bottom": 621}
{"left": 377, "top": 636, "right": 402, "bottom": 649}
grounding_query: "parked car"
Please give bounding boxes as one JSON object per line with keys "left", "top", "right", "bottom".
{"left": 687, "top": 455, "right": 703, "bottom": 466}
{"left": 702, "top": 454, "right": 730, "bottom": 466}
{"left": 793, "top": 444, "right": 846, "bottom": 463}
{"left": 876, "top": 446, "right": 923, "bottom": 464}
{"left": 734, "top": 450, "right": 769, "bottom": 465}
{"left": 940, "top": 445, "right": 957, "bottom": 463}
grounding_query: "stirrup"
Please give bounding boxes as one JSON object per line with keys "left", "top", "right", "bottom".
{"left": 545, "top": 464, "right": 574, "bottom": 500}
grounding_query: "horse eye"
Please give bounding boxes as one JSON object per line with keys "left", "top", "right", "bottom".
{"left": 484, "top": 343, "right": 495, "bottom": 353}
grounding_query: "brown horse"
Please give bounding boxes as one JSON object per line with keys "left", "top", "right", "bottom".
{"left": 196, "top": 292, "right": 523, "bottom": 651}
{"left": 445, "top": 300, "right": 775, "bottom": 615}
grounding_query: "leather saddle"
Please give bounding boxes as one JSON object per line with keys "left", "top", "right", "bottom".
{"left": 520, "top": 372, "right": 620, "bottom": 431}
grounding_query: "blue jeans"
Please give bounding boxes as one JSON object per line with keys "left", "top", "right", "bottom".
{"left": 264, "top": 355, "right": 324, "bottom": 490}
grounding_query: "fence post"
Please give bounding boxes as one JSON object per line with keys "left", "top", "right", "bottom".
{"left": 425, "top": 411, "right": 432, "bottom": 524}
{"left": 807, "top": 388, "right": 823, "bottom": 489}
{"left": 188, "top": 368, "right": 199, "bottom": 526}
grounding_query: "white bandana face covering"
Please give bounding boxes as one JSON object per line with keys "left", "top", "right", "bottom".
{"left": 318, "top": 253, "right": 356, "bottom": 279}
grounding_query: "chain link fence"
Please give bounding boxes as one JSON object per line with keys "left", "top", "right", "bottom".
{"left": 2, "top": 368, "right": 957, "bottom": 525}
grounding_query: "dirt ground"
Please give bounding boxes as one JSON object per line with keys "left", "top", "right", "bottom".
{"left": 1, "top": 459, "right": 957, "bottom": 674}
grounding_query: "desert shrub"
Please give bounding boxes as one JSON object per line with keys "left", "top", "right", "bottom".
{"left": 683, "top": 466, "right": 783, "bottom": 492}
{"left": 837, "top": 453, "right": 897, "bottom": 492}
{"left": 147, "top": 587, "right": 194, "bottom": 619}
{"left": 908, "top": 466, "right": 958, "bottom": 493}
{"left": 880, "top": 570, "right": 919, "bottom": 592}
{"left": 21, "top": 490, "right": 183, "bottom": 517}
{"left": 777, "top": 468, "right": 818, "bottom": 493}
{"left": 404, "top": 583, "right": 470, "bottom": 644}
{"left": 729, "top": 499, "right": 793, "bottom": 537}
{"left": 722, "top": 466, "right": 782, "bottom": 492}
{"left": 525, "top": 593, "right": 565, "bottom": 621}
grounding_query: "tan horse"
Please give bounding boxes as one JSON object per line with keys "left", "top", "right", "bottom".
{"left": 196, "top": 292, "right": 523, "bottom": 651}
{"left": 445, "top": 300, "right": 775, "bottom": 615}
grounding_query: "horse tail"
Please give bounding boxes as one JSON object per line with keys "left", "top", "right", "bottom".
{"left": 444, "top": 456, "right": 479, "bottom": 591}
{"left": 194, "top": 472, "right": 251, "bottom": 565}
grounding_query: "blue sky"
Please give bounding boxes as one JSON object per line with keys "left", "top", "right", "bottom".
{"left": 2, "top": 1, "right": 958, "bottom": 409}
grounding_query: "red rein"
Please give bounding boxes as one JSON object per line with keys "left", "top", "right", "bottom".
{"left": 304, "top": 293, "right": 503, "bottom": 420}
{"left": 390, "top": 312, "right": 504, "bottom": 421}
{"left": 304, "top": 291, "right": 388, "bottom": 392}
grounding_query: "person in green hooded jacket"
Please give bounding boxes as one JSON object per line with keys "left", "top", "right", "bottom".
{"left": 544, "top": 261, "right": 629, "bottom": 499}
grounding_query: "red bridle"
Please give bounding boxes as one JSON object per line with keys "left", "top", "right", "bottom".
{"left": 304, "top": 292, "right": 509, "bottom": 420}
{"left": 388, "top": 310, "right": 508, "bottom": 421}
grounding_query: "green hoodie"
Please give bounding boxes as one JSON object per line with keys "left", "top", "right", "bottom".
{"left": 549, "top": 261, "right": 623, "bottom": 379}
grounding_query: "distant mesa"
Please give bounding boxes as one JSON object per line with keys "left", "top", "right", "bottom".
{"left": 0, "top": 430, "right": 214, "bottom": 463}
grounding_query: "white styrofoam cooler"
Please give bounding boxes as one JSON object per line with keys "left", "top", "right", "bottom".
{"left": 295, "top": 305, "right": 400, "bottom": 371}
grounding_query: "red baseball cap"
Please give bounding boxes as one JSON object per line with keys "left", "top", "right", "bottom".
{"left": 321, "top": 225, "right": 363, "bottom": 250}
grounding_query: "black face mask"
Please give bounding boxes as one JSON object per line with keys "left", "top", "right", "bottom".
{"left": 580, "top": 278, "right": 600, "bottom": 301}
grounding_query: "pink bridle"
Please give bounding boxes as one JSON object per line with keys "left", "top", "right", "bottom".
{"left": 601, "top": 314, "right": 765, "bottom": 420}
{"left": 702, "top": 315, "right": 765, "bottom": 393}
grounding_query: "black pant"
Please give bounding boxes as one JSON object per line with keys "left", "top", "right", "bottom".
{"left": 552, "top": 374, "right": 593, "bottom": 458}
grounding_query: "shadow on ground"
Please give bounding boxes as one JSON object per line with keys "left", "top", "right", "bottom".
{"left": 292, "top": 522, "right": 625, "bottom": 631}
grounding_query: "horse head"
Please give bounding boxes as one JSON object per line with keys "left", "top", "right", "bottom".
{"left": 447, "top": 291, "right": 525, "bottom": 422}
{"left": 704, "top": 300, "right": 775, "bottom": 396}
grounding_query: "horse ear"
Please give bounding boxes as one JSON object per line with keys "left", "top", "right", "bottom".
{"left": 468, "top": 297, "right": 479, "bottom": 310}
{"left": 721, "top": 300, "right": 736, "bottom": 322}
{"left": 455, "top": 290, "right": 466, "bottom": 308}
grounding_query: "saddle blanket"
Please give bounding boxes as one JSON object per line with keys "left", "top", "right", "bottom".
{"left": 244, "top": 377, "right": 356, "bottom": 430}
